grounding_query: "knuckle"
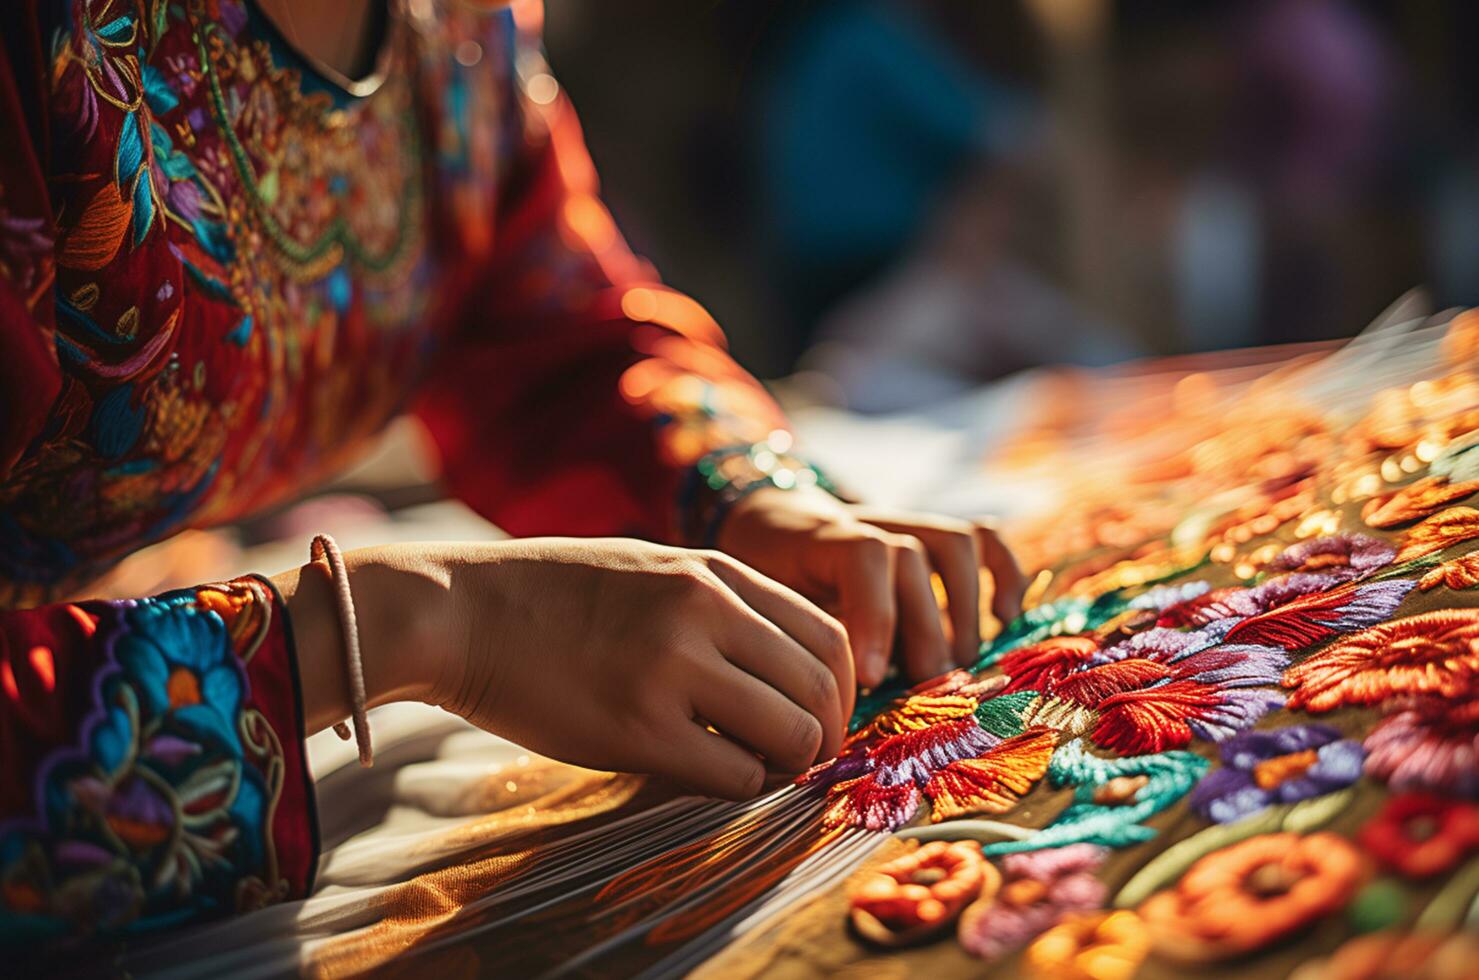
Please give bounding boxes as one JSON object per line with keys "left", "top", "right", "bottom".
{"left": 889, "top": 532, "right": 928, "bottom": 559}
{"left": 855, "top": 534, "right": 890, "bottom": 565}
{"left": 785, "top": 712, "right": 825, "bottom": 767}
{"left": 809, "top": 661, "right": 840, "bottom": 708}
{"left": 734, "top": 762, "right": 765, "bottom": 799}
{"left": 820, "top": 615, "right": 850, "bottom": 659}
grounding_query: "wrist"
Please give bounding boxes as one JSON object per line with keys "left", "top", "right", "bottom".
{"left": 683, "top": 437, "right": 836, "bottom": 547}
{"left": 274, "top": 544, "right": 454, "bottom": 733}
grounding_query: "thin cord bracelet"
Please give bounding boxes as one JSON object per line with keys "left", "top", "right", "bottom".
{"left": 310, "top": 533, "right": 373, "bottom": 767}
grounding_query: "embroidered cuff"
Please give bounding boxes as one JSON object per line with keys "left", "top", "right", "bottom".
{"left": 680, "top": 433, "right": 840, "bottom": 547}
{"left": 0, "top": 576, "right": 317, "bottom": 950}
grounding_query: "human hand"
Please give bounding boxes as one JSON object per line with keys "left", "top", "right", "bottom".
{"left": 281, "top": 539, "right": 854, "bottom": 799}
{"left": 715, "top": 487, "right": 1025, "bottom": 688}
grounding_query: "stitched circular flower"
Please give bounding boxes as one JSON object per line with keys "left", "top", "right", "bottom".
{"left": 957, "top": 844, "right": 1108, "bottom": 960}
{"left": 849, "top": 840, "right": 992, "bottom": 946}
{"left": 1024, "top": 909, "right": 1151, "bottom": 980}
{"left": 1363, "top": 697, "right": 1479, "bottom": 798}
{"left": 1188, "top": 724, "right": 1365, "bottom": 823}
{"left": 1356, "top": 793, "right": 1479, "bottom": 879}
{"left": 1138, "top": 832, "right": 1365, "bottom": 962}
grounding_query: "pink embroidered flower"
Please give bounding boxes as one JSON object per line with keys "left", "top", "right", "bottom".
{"left": 957, "top": 844, "right": 1109, "bottom": 960}
{"left": 1363, "top": 696, "right": 1479, "bottom": 799}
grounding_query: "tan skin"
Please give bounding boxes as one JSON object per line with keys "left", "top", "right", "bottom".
{"left": 275, "top": 489, "right": 1023, "bottom": 799}
{"left": 257, "top": 1, "right": 1025, "bottom": 798}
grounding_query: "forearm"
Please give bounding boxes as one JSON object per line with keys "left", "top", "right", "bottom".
{"left": 271, "top": 544, "right": 457, "bottom": 733}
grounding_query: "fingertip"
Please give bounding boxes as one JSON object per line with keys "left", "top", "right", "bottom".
{"left": 856, "top": 643, "right": 886, "bottom": 688}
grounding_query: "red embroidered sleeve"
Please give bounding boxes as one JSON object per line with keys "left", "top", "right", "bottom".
{"left": 0, "top": 577, "right": 317, "bottom": 951}
{"left": 0, "top": 5, "right": 63, "bottom": 483}
{"left": 413, "top": 19, "right": 811, "bottom": 545}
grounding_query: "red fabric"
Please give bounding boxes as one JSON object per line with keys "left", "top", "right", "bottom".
{"left": 414, "top": 92, "right": 788, "bottom": 541}
{"left": 0, "top": 19, "right": 60, "bottom": 479}
{"left": 0, "top": 578, "right": 316, "bottom": 948}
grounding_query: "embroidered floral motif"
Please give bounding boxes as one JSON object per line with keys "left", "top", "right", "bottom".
{"left": 1418, "top": 554, "right": 1479, "bottom": 591}
{"left": 1395, "top": 506, "right": 1479, "bottom": 563}
{"left": 1137, "top": 832, "right": 1364, "bottom": 962}
{"left": 1362, "top": 476, "right": 1479, "bottom": 529}
{"left": 1263, "top": 533, "right": 1395, "bottom": 580}
{"left": 848, "top": 840, "right": 990, "bottom": 946}
{"left": 1188, "top": 724, "right": 1364, "bottom": 823}
{"left": 957, "top": 844, "right": 1108, "bottom": 960}
{"left": 1362, "top": 697, "right": 1479, "bottom": 798}
{"left": 0, "top": 579, "right": 286, "bottom": 942}
{"left": 1356, "top": 794, "right": 1479, "bottom": 879}
{"left": 821, "top": 726, "right": 1055, "bottom": 831}
{"left": 986, "top": 741, "right": 1207, "bottom": 855}
{"left": 1282, "top": 609, "right": 1479, "bottom": 711}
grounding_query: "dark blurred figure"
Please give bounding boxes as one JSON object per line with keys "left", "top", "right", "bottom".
{"left": 750, "top": 0, "right": 1032, "bottom": 359}
{"left": 546, "top": 0, "right": 1479, "bottom": 400}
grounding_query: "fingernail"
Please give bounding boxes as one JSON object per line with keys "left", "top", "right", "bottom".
{"left": 865, "top": 647, "right": 886, "bottom": 686}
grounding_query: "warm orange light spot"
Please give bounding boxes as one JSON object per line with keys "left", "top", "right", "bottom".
{"left": 28, "top": 646, "right": 55, "bottom": 692}
{"left": 1, "top": 661, "right": 18, "bottom": 701}
{"left": 560, "top": 194, "right": 617, "bottom": 253}
{"left": 66, "top": 604, "right": 99, "bottom": 637}
{"left": 167, "top": 668, "right": 202, "bottom": 707}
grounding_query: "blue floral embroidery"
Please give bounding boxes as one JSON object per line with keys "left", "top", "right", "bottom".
{"left": 0, "top": 590, "right": 277, "bottom": 944}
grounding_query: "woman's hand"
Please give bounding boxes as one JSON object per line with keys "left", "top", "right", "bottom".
{"left": 716, "top": 487, "right": 1025, "bottom": 688}
{"left": 277, "top": 539, "right": 853, "bottom": 799}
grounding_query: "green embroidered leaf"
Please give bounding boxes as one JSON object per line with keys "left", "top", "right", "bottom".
{"left": 975, "top": 691, "right": 1038, "bottom": 738}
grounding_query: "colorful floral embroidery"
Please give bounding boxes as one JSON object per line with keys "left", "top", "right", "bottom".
{"left": 1188, "top": 724, "right": 1364, "bottom": 823}
{"left": 1137, "top": 832, "right": 1364, "bottom": 962}
{"left": 1283, "top": 609, "right": 1479, "bottom": 711}
{"left": 1417, "top": 554, "right": 1479, "bottom": 592}
{"left": 848, "top": 840, "right": 990, "bottom": 946}
{"left": 956, "top": 844, "right": 1108, "bottom": 960}
{"left": 1356, "top": 794, "right": 1479, "bottom": 879}
{"left": 1263, "top": 533, "right": 1395, "bottom": 580}
{"left": 0, "top": 578, "right": 290, "bottom": 942}
{"left": 1362, "top": 697, "right": 1479, "bottom": 798}
{"left": 1362, "top": 476, "right": 1479, "bottom": 529}
{"left": 1394, "top": 506, "right": 1479, "bottom": 563}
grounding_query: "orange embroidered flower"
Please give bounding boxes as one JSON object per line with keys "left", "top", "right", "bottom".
{"left": 1138, "top": 832, "right": 1365, "bottom": 962}
{"left": 1417, "top": 554, "right": 1479, "bottom": 591}
{"left": 1394, "top": 506, "right": 1479, "bottom": 562}
{"left": 1025, "top": 910, "right": 1151, "bottom": 980}
{"left": 1363, "top": 477, "right": 1479, "bottom": 529}
{"left": 1356, "top": 794, "right": 1479, "bottom": 879}
{"left": 1282, "top": 609, "right": 1479, "bottom": 712}
{"left": 849, "top": 840, "right": 994, "bottom": 946}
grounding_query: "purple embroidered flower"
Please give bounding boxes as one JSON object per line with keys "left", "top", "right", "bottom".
{"left": 1266, "top": 534, "right": 1395, "bottom": 581}
{"left": 1189, "top": 724, "right": 1364, "bottom": 823}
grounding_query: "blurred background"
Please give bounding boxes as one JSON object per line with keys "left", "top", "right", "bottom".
{"left": 542, "top": 0, "right": 1479, "bottom": 413}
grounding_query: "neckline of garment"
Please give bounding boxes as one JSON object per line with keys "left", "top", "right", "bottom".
{"left": 244, "top": 0, "right": 396, "bottom": 100}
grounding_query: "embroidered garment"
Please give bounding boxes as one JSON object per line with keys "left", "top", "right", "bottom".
{"left": 248, "top": 311, "right": 1477, "bottom": 978}
{"left": 0, "top": 0, "right": 800, "bottom": 608}
{"left": 0, "top": 0, "right": 810, "bottom": 952}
